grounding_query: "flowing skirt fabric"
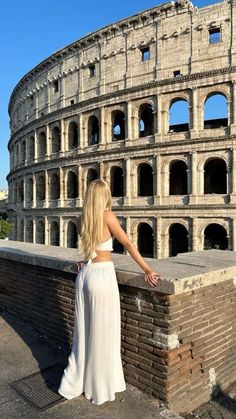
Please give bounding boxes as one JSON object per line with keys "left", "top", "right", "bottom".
{"left": 58, "top": 261, "right": 126, "bottom": 405}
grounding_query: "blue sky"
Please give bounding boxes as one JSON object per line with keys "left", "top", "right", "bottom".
{"left": 0, "top": 0, "right": 223, "bottom": 189}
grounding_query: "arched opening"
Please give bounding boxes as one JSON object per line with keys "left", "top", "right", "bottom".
{"left": 67, "top": 221, "right": 78, "bottom": 248}
{"left": 50, "top": 221, "right": 60, "bottom": 246}
{"left": 28, "top": 136, "right": 35, "bottom": 161}
{"left": 110, "top": 166, "right": 124, "bottom": 197}
{"left": 204, "top": 158, "right": 227, "bottom": 194}
{"left": 67, "top": 171, "right": 78, "bottom": 198}
{"left": 36, "top": 221, "right": 45, "bottom": 244}
{"left": 113, "top": 238, "right": 124, "bottom": 254}
{"left": 21, "top": 141, "right": 26, "bottom": 163}
{"left": 138, "top": 163, "right": 153, "bottom": 196}
{"left": 68, "top": 122, "right": 78, "bottom": 149}
{"left": 169, "top": 99, "right": 189, "bottom": 132}
{"left": 137, "top": 223, "right": 154, "bottom": 258}
{"left": 169, "top": 223, "right": 189, "bottom": 256}
{"left": 26, "top": 220, "right": 33, "bottom": 243}
{"left": 112, "top": 111, "right": 125, "bottom": 141}
{"left": 88, "top": 115, "right": 99, "bottom": 145}
{"left": 19, "top": 219, "right": 24, "bottom": 241}
{"left": 50, "top": 173, "right": 60, "bottom": 200}
{"left": 169, "top": 161, "right": 188, "bottom": 195}
{"left": 38, "top": 132, "right": 46, "bottom": 158}
{"left": 87, "top": 168, "right": 99, "bottom": 187}
{"left": 28, "top": 178, "right": 33, "bottom": 202}
{"left": 204, "top": 224, "right": 228, "bottom": 250}
{"left": 18, "top": 180, "right": 24, "bottom": 203}
{"left": 36, "top": 176, "right": 45, "bottom": 201}
{"left": 51, "top": 126, "right": 61, "bottom": 153}
{"left": 204, "top": 93, "right": 228, "bottom": 129}
{"left": 139, "top": 104, "right": 154, "bottom": 137}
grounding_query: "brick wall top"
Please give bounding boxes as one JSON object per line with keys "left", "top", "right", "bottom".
{"left": 1, "top": 240, "right": 236, "bottom": 295}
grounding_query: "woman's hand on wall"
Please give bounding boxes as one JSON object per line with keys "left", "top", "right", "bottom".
{"left": 144, "top": 270, "right": 162, "bottom": 287}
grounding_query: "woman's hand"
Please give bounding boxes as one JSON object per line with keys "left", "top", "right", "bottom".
{"left": 76, "top": 262, "right": 83, "bottom": 272}
{"left": 144, "top": 270, "right": 162, "bottom": 287}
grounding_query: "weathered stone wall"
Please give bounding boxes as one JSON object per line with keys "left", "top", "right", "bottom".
{"left": 7, "top": 0, "right": 236, "bottom": 259}
{"left": 0, "top": 241, "right": 235, "bottom": 414}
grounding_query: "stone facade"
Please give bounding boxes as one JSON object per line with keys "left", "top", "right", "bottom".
{"left": 7, "top": 0, "right": 236, "bottom": 258}
{"left": 0, "top": 240, "right": 235, "bottom": 413}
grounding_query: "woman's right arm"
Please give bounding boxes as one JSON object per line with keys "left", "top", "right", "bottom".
{"left": 106, "top": 211, "right": 162, "bottom": 287}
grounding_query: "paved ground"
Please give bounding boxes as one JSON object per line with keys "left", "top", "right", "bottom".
{"left": 0, "top": 308, "right": 236, "bottom": 419}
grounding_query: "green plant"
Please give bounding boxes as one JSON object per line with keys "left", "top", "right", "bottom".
{"left": 0, "top": 217, "right": 13, "bottom": 239}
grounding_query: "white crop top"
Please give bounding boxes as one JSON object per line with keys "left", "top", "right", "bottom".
{"left": 90, "top": 236, "right": 113, "bottom": 260}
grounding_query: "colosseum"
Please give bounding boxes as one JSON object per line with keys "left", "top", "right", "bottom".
{"left": 7, "top": 0, "right": 236, "bottom": 258}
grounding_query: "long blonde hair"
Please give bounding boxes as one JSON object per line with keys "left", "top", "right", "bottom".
{"left": 80, "top": 179, "right": 112, "bottom": 260}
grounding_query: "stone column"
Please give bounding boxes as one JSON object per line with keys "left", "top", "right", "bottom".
{"left": 45, "top": 216, "right": 49, "bottom": 245}
{"left": 33, "top": 218, "right": 36, "bottom": 244}
{"left": 46, "top": 125, "right": 50, "bottom": 157}
{"left": 34, "top": 130, "right": 38, "bottom": 162}
{"left": 126, "top": 101, "right": 133, "bottom": 142}
{"left": 32, "top": 174, "right": 36, "bottom": 208}
{"left": 79, "top": 114, "right": 84, "bottom": 149}
{"left": 124, "top": 158, "right": 131, "bottom": 205}
{"left": 230, "top": 81, "right": 236, "bottom": 135}
{"left": 231, "top": 218, "right": 236, "bottom": 251}
{"left": 230, "top": 148, "right": 236, "bottom": 203}
{"left": 77, "top": 165, "right": 83, "bottom": 207}
{"left": 59, "top": 217, "right": 64, "bottom": 247}
{"left": 46, "top": 82, "right": 51, "bottom": 113}
{"left": 100, "top": 161, "right": 105, "bottom": 179}
{"left": 60, "top": 119, "right": 65, "bottom": 152}
{"left": 45, "top": 170, "right": 49, "bottom": 207}
{"left": 156, "top": 217, "right": 162, "bottom": 259}
{"left": 154, "top": 155, "right": 161, "bottom": 205}
{"left": 124, "top": 216, "right": 131, "bottom": 255}
{"left": 156, "top": 94, "right": 162, "bottom": 142}
{"left": 188, "top": 151, "right": 198, "bottom": 204}
{"left": 59, "top": 167, "right": 64, "bottom": 206}
{"left": 190, "top": 87, "right": 199, "bottom": 138}
{"left": 100, "top": 107, "right": 106, "bottom": 147}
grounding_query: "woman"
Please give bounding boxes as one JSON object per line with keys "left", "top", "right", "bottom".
{"left": 58, "top": 179, "right": 161, "bottom": 405}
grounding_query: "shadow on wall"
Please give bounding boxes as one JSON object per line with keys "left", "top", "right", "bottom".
{"left": 0, "top": 249, "right": 77, "bottom": 390}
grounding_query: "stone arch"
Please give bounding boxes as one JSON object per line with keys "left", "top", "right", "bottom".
{"left": 50, "top": 173, "right": 60, "bottom": 200}
{"left": 139, "top": 103, "right": 154, "bottom": 137}
{"left": 204, "top": 223, "right": 228, "bottom": 250}
{"left": 36, "top": 175, "right": 45, "bottom": 201}
{"left": 204, "top": 92, "right": 228, "bottom": 129}
{"left": 87, "top": 168, "right": 99, "bottom": 187}
{"left": 137, "top": 222, "right": 154, "bottom": 257}
{"left": 51, "top": 126, "right": 61, "bottom": 153}
{"left": 112, "top": 110, "right": 126, "bottom": 141}
{"left": 67, "top": 221, "right": 78, "bottom": 248}
{"left": 110, "top": 166, "right": 124, "bottom": 197}
{"left": 21, "top": 140, "right": 26, "bottom": 163}
{"left": 50, "top": 221, "right": 60, "bottom": 246}
{"left": 36, "top": 220, "right": 45, "bottom": 244}
{"left": 28, "top": 136, "right": 35, "bottom": 160}
{"left": 67, "top": 171, "right": 78, "bottom": 199}
{"left": 169, "top": 223, "right": 189, "bottom": 256}
{"left": 26, "top": 219, "right": 33, "bottom": 243}
{"left": 19, "top": 219, "right": 24, "bottom": 241}
{"left": 88, "top": 115, "right": 99, "bottom": 145}
{"left": 204, "top": 158, "right": 227, "bottom": 194}
{"left": 68, "top": 121, "right": 79, "bottom": 149}
{"left": 169, "top": 98, "right": 189, "bottom": 132}
{"left": 169, "top": 160, "right": 188, "bottom": 195}
{"left": 18, "top": 179, "right": 24, "bottom": 203}
{"left": 38, "top": 131, "right": 46, "bottom": 158}
{"left": 27, "top": 178, "right": 33, "bottom": 202}
{"left": 137, "top": 163, "right": 153, "bottom": 196}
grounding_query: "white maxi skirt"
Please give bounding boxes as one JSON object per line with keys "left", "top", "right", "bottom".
{"left": 58, "top": 261, "right": 126, "bottom": 405}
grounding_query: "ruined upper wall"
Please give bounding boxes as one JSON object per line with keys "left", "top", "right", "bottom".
{"left": 9, "top": 0, "right": 234, "bottom": 134}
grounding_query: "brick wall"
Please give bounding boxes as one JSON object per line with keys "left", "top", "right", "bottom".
{"left": 0, "top": 245, "right": 236, "bottom": 414}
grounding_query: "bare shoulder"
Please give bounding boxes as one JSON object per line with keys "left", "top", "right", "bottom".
{"left": 104, "top": 210, "right": 117, "bottom": 222}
